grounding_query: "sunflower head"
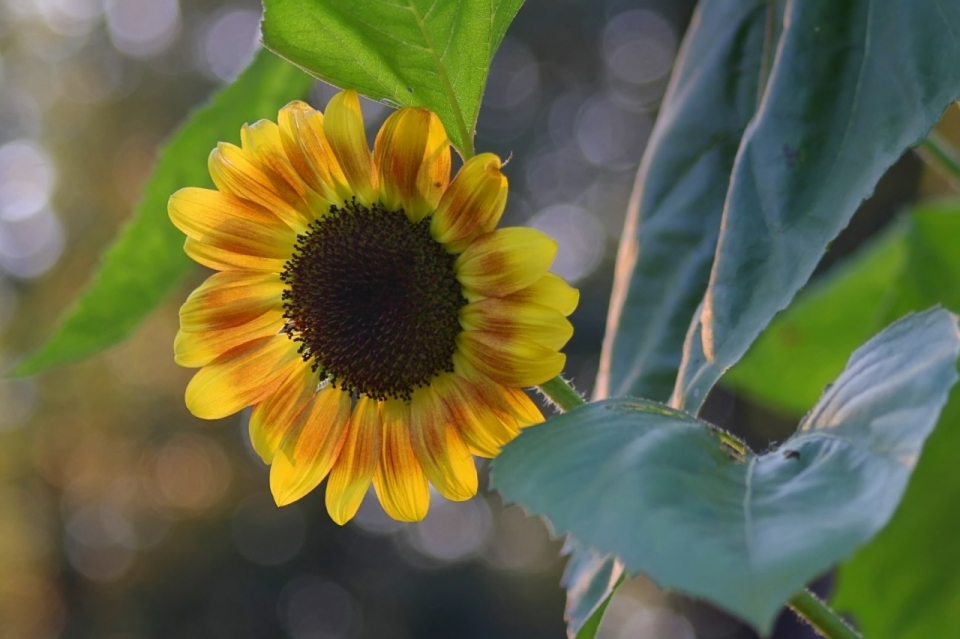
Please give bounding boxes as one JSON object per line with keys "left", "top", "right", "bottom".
{"left": 169, "top": 90, "right": 579, "bottom": 524}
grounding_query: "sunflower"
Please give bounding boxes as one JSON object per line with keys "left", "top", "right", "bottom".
{"left": 169, "top": 90, "right": 578, "bottom": 524}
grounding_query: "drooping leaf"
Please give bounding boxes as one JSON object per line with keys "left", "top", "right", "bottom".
{"left": 670, "top": 0, "right": 960, "bottom": 413}
{"left": 495, "top": 309, "right": 960, "bottom": 633}
{"left": 14, "top": 50, "right": 314, "bottom": 376}
{"left": 724, "top": 200, "right": 960, "bottom": 638}
{"left": 594, "top": 0, "right": 768, "bottom": 402}
{"left": 261, "top": 0, "right": 524, "bottom": 155}
{"left": 573, "top": 2, "right": 772, "bottom": 632}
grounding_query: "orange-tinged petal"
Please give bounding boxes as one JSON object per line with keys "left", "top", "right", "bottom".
{"left": 184, "top": 335, "right": 301, "bottom": 420}
{"left": 248, "top": 361, "right": 317, "bottom": 463}
{"left": 408, "top": 382, "right": 477, "bottom": 501}
{"left": 453, "top": 352, "right": 545, "bottom": 428}
{"left": 241, "top": 119, "right": 330, "bottom": 220}
{"left": 431, "top": 153, "right": 507, "bottom": 252}
{"left": 180, "top": 271, "right": 284, "bottom": 332}
{"left": 325, "top": 396, "right": 381, "bottom": 525}
{"left": 372, "top": 399, "right": 430, "bottom": 521}
{"left": 169, "top": 188, "right": 298, "bottom": 260}
{"left": 175, "top": 311, "right": 285, "bottom": 367}
{"left": 324, "top": 91, "right": 377, "bottom": 206}
{"left": 278, "top": 100, "right": 353, "bottom": 205}
{"left": 503, "top": 273, "right": 580, "bottom": 317}
{"left": 184, "top": 237, "right": 287, "bottom": 272}
{"left": 431, "top": 374, "right": 520, "bottom": 464}
{"left": 457, "top": 330, "right": 565, "bottom": 387}
{"left": 455, "top": 227, "right": 557, "bottom": 297}
{"left": 460, "top": 298, "right": 573, "bottom": 351}
{"left": 208, "top": 142, "right": 312, "bottom": 229}
{"left": 270, "top": 385, "right": 352, "bottom": 506}
{"left": 374, "top": 107, "right": 450, "bottom": 221}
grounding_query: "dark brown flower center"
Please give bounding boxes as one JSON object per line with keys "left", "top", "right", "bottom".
{"left": 280, "top": 200, "right": 466, "bottom": 400}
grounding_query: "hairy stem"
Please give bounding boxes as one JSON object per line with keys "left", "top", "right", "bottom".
{"left": 536, "top": 376, "right": 586, "bottom": 412}
{"left": 788, "top": 589, "right": 863, "bottom": 639}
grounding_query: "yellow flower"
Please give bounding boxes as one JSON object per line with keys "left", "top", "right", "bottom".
{"left": 169, "top": 90, "right": 578, "bottom": 525}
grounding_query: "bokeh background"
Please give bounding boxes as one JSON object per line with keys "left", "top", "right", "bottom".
{"left": 0, "top": 0, "right": 954, "bottom": 637}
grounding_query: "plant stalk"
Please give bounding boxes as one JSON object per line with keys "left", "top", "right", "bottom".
{"left": 788, "top": 589, "right": 863, "bottom": 639}
{"left": 536, "top": 376, "right": 586, "bottom": 412}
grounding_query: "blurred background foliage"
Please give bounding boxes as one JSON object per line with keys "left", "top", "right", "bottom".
{"left": 0, "top": 0, "right": 956, "bottom": 637}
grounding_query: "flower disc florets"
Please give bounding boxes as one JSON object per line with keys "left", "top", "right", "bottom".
{"left": 280, "top": 199, "right": 466, "bottom": 401}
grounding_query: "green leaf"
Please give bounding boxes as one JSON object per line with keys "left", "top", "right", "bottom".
{"left": 578, "top": 2, "right": 772, "bottom": 630}
{"left": 14, "top": 50, "right": 314, "bottom": 376}
{"left": 494, "top": 309, "right": 960, "bottom": 633}
{"left": 261, "top": 0, "right": 524, "bottom": 156}
{"left": 833, "top": 389, "right": 960, "bottom": 639}
{"left": 671, "top": 0, "right": 960, "bottom": 413}
{"left": 726, "top": 200, "right": 960, "bottom": 413}
{"left": 725, "top": 201, "right": 960, "bottom": 638}
{"left": 595, "top": 0, "right": 769, "bottom": 402}
{"left": 560, "top": 538, "right": 623, "bottom": 639}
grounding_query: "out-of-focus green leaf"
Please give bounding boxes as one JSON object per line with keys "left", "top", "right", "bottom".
{"left": 595, "top": 0, "right": 768, "bottom": 403}
{"left": 726, "top": 200, "right": 960, "bottom": 412}
{"left": 671, "top": 0, "right": 960, "bottom": 413}
{"left": 14, "top": 50, "right": 314, "bottom": 376}
{"left": 495, "top": 310, "right": 960, "bottom": 634}
{"left": 725, "top": 201, "right": 960, "bottom": 638}
{"left": 261, "top": 0, "right": 524, "bottom": 155}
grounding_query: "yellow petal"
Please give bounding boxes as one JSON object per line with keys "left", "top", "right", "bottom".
{"left": 208, "top": 142, "right": 311, "bottom": 229}
{"left": 270, "top": 385, "right": 352, "bottom": 506}
{"left": 184, "top": 237, "right": 287, "bottom": 272}
{"left": 179, "top": 271, "right": 284, "bottom": 332}
{"left": 184, "top": 335, "right": 301, "bottom": 420}
{"left": 169, "top": 188, "right": 298, "bottom": 260}
{"left": 372, "top": 399, "right": 431, "bottom": 521}
{"left": 503, "top": 273, "right": 580, "bottom": 317}
{"left": 248, "top": 361, "right": 317, "bottom": 463}
{"left": 460, "top": 298, "right": 573, "bottom": 351}
{"left": 325, "top": 396, "right": 381, "bottom": 525}
{"left": 408, "top": 382, "right": 478, "bottom": 501}
{"left": 431, "top": 371, "right": 523, "bottom": 458}
{"left": 455, "top": 227, "right": 557, "bottom": 298}
{"left": 323, "top": 91, "right": 377, "bottom": 206}
{"left": 431, "top": 153, "right": 507, "bottom": 252}
{"left": 175, "top": 311, "right": 285, "bottom": 368}
{"left": 240, "top": 119, "right": 326, "bottom": 220}
{"left": 457, "top": 330, "right": 565, "bottom": 387}
{"left": 278, "top": 100, "right": 353, "bottom": 205}
{"left": 374, "top": 107, "right": 450, "bottom": 221}
{"left": 454, "top": 354, "right": 544, "bottom": 428}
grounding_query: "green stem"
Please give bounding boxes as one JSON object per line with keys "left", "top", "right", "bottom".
{"left": 536, "top": 376, "right": 586, "bottom": 412}
{"left": 788, "top": 589, "right": 862, "bottom": 639}
{"left": 917, "top": 131, "right": 960, "bottom": 191}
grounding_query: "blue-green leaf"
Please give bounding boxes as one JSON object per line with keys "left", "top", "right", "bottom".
{"left": 724, "top": 200, "right": 960, "bottom": 638}
{"left": 495, "top": 310, "right": 960, "bottom": 633}
{"left": 671, "top": 0, "right": 960, "bottom": 413}
{"left": 261, "top": 0, "right": 524, "bottom": 155}
{"left": 595, "top": 0, "right": 768, "bottom": 402}
{"left": 14, "top": 50, "right": 314, "bottom": 376}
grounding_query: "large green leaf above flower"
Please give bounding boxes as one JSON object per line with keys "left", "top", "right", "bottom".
{"left": 495, "top": 309, "right": 960, "bottom": 633}
{"left": 261, "top": 0, "right": 524, "bottom": 156}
